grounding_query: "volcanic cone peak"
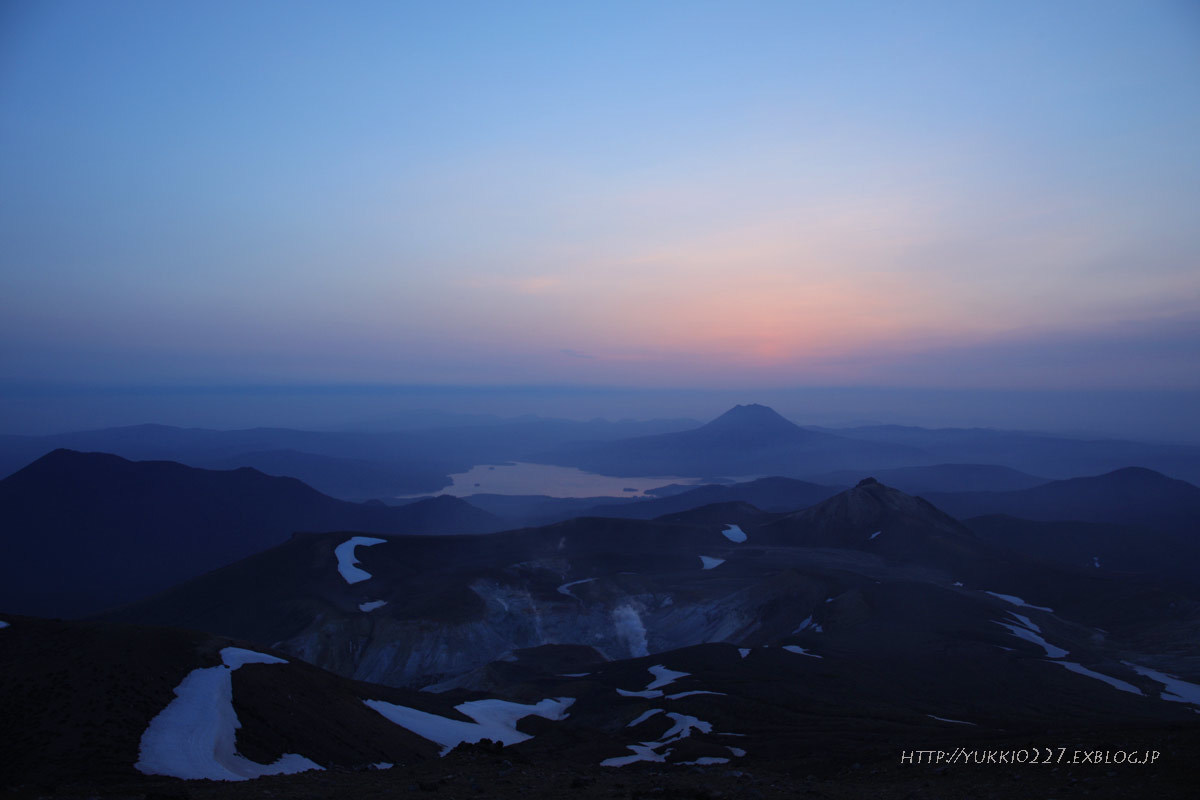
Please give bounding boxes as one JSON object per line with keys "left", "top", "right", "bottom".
{"left": 793, "top": 478, "right": 964, "bottom": 534}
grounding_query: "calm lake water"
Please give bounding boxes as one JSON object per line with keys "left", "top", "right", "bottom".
{"left": 434, "top": 461, "right": 704, "bottom": 498}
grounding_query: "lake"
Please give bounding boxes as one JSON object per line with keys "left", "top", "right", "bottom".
{"left": 433, "top": 461, "right": 704, "bottom": 498}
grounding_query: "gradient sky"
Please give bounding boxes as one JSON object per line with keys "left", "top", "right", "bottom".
{"left": 1, "top": 1, "right": 1198, "bottom": 431}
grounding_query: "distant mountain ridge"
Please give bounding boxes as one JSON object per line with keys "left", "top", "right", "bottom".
{"left": 924, "top": 466, "right": 1200, "bottom": 535}
{"left": 534, "top": 404, "right": 924, "bottom": 477}
{"left": 0, "top": 449, "right": 501, "bottom": 618}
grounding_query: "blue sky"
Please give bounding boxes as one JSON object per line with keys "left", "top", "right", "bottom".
{"left": 1, "top": 1, "right": 1198, "bottom": 434}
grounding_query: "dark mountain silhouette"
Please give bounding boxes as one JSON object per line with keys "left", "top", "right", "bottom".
{"left": 0, "top": 417, "right": 702, "bottom": 498}
{"left": 0, "top": 450, "right": 501, "bottom": 618}
{"left": 924, "top": 467, "right": 1200, "bottom": 535}
{"left": 534, "top": 404, "right": 924, "bottom": 477}
{"left": 965, "top": 514, "right": 1197, "bottom": 582}
{"left": 803, "top": 463, "right": 1049, "bottom": 494}
{"left": 808, "top": 424, "right": 1200, "bottom": 484}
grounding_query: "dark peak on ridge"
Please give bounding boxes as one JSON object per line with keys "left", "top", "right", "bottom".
{"left": 704, "top": 403, "right": 802, "bottom": 433}
{"left": 790, "top": 476, "right": 966, "bottom": 535}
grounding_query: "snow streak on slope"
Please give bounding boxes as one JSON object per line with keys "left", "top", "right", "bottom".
{"left": 984, "top": 591, "right": 1053, "bottom": 612}
{"left": 364, "top": 697, "right": 574, "bottom": 755}
{"left": 1049, "top": 661, "right": 1142, "bottom": 695}
{"left": 1126, "top": 664, "right": 1200, "bottom": 705}
{"left": 993, "top": 615, "right": 1068, "bottom": 659}
{"left": 699, "top": 556, "right": 725, "bottom": 569}
{"left": 334, "top": 536, "right": 387, "bottom": 584}
{"left": 135, "top": 648, "right": 322, "bottom": 781}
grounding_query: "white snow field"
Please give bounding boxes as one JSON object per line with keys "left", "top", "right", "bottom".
{"left": 1126, "top": 664, "right": 1200, "bottom": 705}
{"left": 721, "top": 524, "right": 747, "bottom": 543}
{"left": 333, "top": 536, "right": 388, "bottom": 584}
{"left": 699, "top": 556, "right": 725, "bottom": 569}
{"left": 364, "top": 697, "right": 574, "bottom": 755}
{"left": 358, "top": 600, "right": 388, "bottom": 612}
{"left": 135, "top": 647, "right": 322, "bottom": 781}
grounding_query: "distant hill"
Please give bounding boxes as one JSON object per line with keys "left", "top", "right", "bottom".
{"left": 534, "top": 404, "right": 924, "bottom": 477}
{"left": 808, "top": 425, "right": 1200, "bottom": 484}
{"left": 924, "top": 467, "right": 1200, "bottom": 536}
{"left": 0, "top": 450, "right": 501, "bottom": 618}
{"left": 0, "top": 416, "right": 702, "bottom": 498}
{"left": 802, "top": 463, "right": 1049, "bottom": 494}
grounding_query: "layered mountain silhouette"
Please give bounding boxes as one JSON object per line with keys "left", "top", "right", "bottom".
{"left": 0, "top": 450, "right": 501, "bottom": 618}
{"left": 924, "top": 467, "right": 1200, "bottom": 535}
{"left": 803, "top": 463, "right": 1050, "bottom": 493}
{"left": 535, "top": 404, "right": 924, "bottom": 477}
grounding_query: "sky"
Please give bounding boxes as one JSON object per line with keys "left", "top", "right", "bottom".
{"left": 1, "top": 1, "right": 1198, "bottom": 436}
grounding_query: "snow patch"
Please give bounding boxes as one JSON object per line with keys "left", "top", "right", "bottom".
{"left": 601, "top": 744, "right": 668, "bottom": 767}
{"left": 993, "top": 618, "right": 1068, "bottom": 659}
{"left": 358, "top": 600, "right": 387, "bottom": 612}
{"left": 782, "top": 645, "right": 822, "bottom": 658}
{"left": 737, "top": 648, "right": 751, "bottom": 659}
{"left": 365, "top": 697, "right": 574, "bottom": 755}
{"left": 983, "top": 591, "right": 1053, "bottom": 612}
{"left": 927, "top": 714, "right": 976, "bottom": 726}
{"left": 1049, "top": 662, "right": 1142, "bottom": 696}
{"left": 1093, "top": 556, "right": 1101, "bottom": 568}
{"left": 869, "top": 530, "right": 882, "bottom": 540}
{"left": 699, "top": 556, "right": 725, "bottom": 569}
{"left": 679, "top": 757, "right": 729, "bottom": 765}
{"left": 334, "top": 536, "right": 387, "bottom": 584}
{"left": 1126, "top": 664, "right": 1200, "bottom": 705}
{"left": 727, "top": 746, "right": 747, "bottom": 757}
{"left": 135, "top": 647, "right": 319, "bottom": 781}
{"left": 0, "top": 620, "right": 8, "bottom": 629}
{"left": 721, "top": 524, "right": 747, "bottom": 543}
{"left": 559, "top": 672, "right": 590, "bottom": 678}
{"left": 627, "top": 709, "right": 663, "bottom": 727}
{"left": 792, "top": 616, "right": 824, "bottom": 634}
{"left": 666, "top": 690, "right": 726, "bottom": 699}
{"left": 557, "top": 578, "right": 595, "bottom": 599}
{"left": 616, "top": 688, "right": 663, "bottom": 699}
{"left": 646, "top": 665, "right": 689, "bottom": 690}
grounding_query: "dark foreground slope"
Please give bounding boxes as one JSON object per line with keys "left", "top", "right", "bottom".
{"left": 9, "top": 477, "right": 1200, "bottom": 797}
{"left": 0, "top": 449, "right": 500, "bottom": 618}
